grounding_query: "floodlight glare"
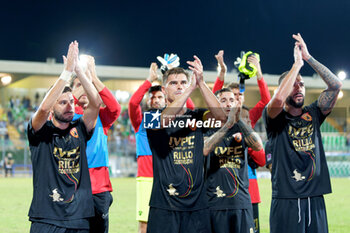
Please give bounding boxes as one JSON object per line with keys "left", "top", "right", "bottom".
{"left": 338, "top": 90, "right": 344, "bottom": 99}
{"left": 337, "top": 71, "right": 346, "bottom": 80}
{"left": 79, "top": 54, "right": 89, "bottom": 73}
{"left": 115, "top": 90, "right": 130, "bottom": 103}
{"left": 1, "top": 75, "right": 12, "bottom": 85}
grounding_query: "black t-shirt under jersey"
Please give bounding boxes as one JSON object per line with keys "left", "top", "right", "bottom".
{"left": 263, "top": 101, "right": 332, "bottom": 198}
{"left": 206, "top": 124, "right": 251, "bottom": 210}
{"left": 27, "top": 118, "right": 94, "bottom": 228}
{"left": 146, "top": 108, "right": 208, "bottom": 211}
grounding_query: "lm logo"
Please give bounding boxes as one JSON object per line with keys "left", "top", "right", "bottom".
{"left": 144, "top": 110, "right": 161, "bottom": 129}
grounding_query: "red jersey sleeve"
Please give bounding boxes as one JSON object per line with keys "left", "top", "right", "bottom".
{"left": 98, "top": 87, "right": 121, "bottom": 134}
{"left": 248, "top": 148, "right": 266, "bottom": 167}
{"left": 128, "top": 80, "right": 152, "bottom": 133}
{"left": 212, "top": 77, "right": 224, "bottom": 94}
{"left": 186, "top": 98, "right": 195, "bottom": 110}
{"left": 249, "top": 77, "right": 271, "bottom": 128}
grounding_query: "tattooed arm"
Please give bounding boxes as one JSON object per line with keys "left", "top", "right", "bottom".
{"left": 203, "top": 99, "right": 263, "bottom": 156}
{"left": 203, "top": 112, "right": 263, "bottom": 156}
{"left": 203, "top": 121, "right": 236, "bottom": 156}
{"left": 308, "top": 57, "right": 342, "bottom": 115}
{"left": 237, "top": 120, "right": 263, "bottom": 151}
{"left": 293, "top": 33, "right": 342, "bottom": 115}
{"left": 203, "top": 102, "right": 239, "bottom": 156}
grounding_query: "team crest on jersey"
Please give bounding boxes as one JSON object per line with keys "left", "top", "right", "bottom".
{"left": 233, "top": 133, "right": 242, "bottom": 143}
{"left": 70, "top": 128, "right": 79, "bottom": 138}
{"left": 189, "top": 124, "right": 197, "bottom": 131}
{"left": 301, "top": 112, "right": 312, "bottom": 121}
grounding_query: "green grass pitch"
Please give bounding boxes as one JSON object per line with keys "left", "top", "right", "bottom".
{"left": 0, "top": 177, "right": 349, "bottom": 232}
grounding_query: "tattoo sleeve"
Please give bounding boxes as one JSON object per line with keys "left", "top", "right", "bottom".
{"left": 307, "top": 57, "right": 342, "bottom": 114}
{"left": 237, "top": 120, "right": 263, "bottom": 151}
{"left": 203, "top": 123, "right": 232, "bottom": 156}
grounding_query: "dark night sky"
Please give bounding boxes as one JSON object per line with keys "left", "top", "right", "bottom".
{"left": 1, "top": 0, "right": 349, "bottom": 76}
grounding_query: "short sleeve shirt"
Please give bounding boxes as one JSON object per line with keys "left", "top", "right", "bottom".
{"left": 27, "top": 118, "right": 94, "bottom": 223}
{"left": 206, "top": 124, "right": 251, "bottom": 210}
{"left": 146, "top": 108, "right": 209, "bottom": 211}
{"left": 263, "top": 101, "right": 332, "bottom": 198}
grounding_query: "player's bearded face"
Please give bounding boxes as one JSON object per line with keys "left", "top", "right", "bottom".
{"left": 287, "top": 76, "right": 305, "bottom": 108}
{"left": 287, "top": 95, "right": 304, "bottom": 108}
{"left": 218, "top": 91, "right": 236, "bottom": 115}
{"left": 53, "top": 110, "right": 73, "bottom": 123}
{"left": 148, "top": 91, "right": 166, "bottom": 109}
{"left": 53, "top": 93, "right": 75, "bottom": 123}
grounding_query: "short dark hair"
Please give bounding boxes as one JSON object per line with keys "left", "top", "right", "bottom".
{"left": 278, "top": 71, "right": 290, "bottom": 85}
{"left": 63, "top": 86, "right": 72, "bottom": 93}
{"left": 227, "top": 82, "right": 239, "bottom": 90}
{"left": 162, "top": 67, "right": 189, "bottom": 84}
{"left": 48, "top": 85, "right": 72, "bottom": 93}
{"left": 148, "top": 85, "right": 162, "bottom": 94}
{"left": 214, "top": 88, "right": 233, "bottom": 98}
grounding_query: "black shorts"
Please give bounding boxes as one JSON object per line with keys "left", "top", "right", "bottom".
{"left": 252, "top": 203, "right": 260, "bottom": 233}
{"left": 270, "top": 196, "right": 328, "bottom": 233}
{"left": 89, "top": 191, "right": 113, "bottom": 233}
{"left": 210, "top": 207, "right": 254, "bottom": 233}
{"left": 30, "top": 222, "right": 89, "bottom": 233}
{"left": 147, "top": 207, "right": 211, "bottom": 233}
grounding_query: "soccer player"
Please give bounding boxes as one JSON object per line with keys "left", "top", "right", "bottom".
{"left": 128, "top": 63, "right": 166, "bottom": 233}
{"left": 27, "top": 41, "right": 102, "bottom": 233}
{"left": 146, "top": 56, "right": 226, "bottom": 233}
{"left": 212, "top": 50, "right": 270, "bottom": 232}
{"left": 71, "top": 55, "right": 121, "bottom": 233}
{"left": 263, "top": 33, "right": 342, "bottom": 233}
{"left": 129, "top": 62, "right": 196, "bottom": 233}
{"left": 203, "top": 88, "right": 263, "bottom": 233}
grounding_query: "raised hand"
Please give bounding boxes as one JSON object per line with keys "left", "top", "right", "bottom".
{"left": 157, "top": 53, "right": 180, "bottom": 69}
{"left": 293, "top": 33, "right": 311, "bottom": 61}
{"left": 247, "top": 55, "right": 262, "bottom": 79}
{"left": 64, "top": 41, "right": 78, "bottom": 72}
{"left": 187, "top": 55, "right": 204, "bottom": 84}
{"left": 73, "top": 41, "right": 84, "bottom": 75}
{"left": 147, "top": 63, "right": 159, "bottom": 83}
{"left": 189, "top": 72, "right": 197, "bottom": 92}
{"left": 80, "top": 55, "right": 96, "bottom": 81}
{"left": 84, "top": 55, "right": 96, "bottom": 76}
{"left": 226, "top": 99, "right": 241, "bottom": 128}
{"left": 215, "top": 50, "right": 227, "bottom": 74}
{"left": 293, "top": 44, "right": 304, "bottom": 67}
